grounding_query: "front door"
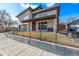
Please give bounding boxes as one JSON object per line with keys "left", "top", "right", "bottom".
{"left": 32, "top": 22, "right": 36, "bottom": 31}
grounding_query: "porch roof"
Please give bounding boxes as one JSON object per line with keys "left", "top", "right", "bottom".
{"left": 21, "top": 14, "right": 57, "bottom": 23}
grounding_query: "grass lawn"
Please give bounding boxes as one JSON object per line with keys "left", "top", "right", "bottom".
{"left": 13, "top": 31, "right": 79, "bottom": 48}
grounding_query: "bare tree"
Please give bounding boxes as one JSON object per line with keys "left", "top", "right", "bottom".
{"left": 0, "top": 10, "right": 12, "bottom": 31}
{"left": 67, "top": 16, "right": 77, "bottom": 23}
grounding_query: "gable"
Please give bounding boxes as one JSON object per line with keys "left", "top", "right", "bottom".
{"left": 16, "top": 7, "right": 33, "bottom": 17}
{"left": 33, "top": 5, "right": 43, "bottom": 12}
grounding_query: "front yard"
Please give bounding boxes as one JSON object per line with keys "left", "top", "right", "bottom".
{"left": 13, "top": 31, "right": 79, "bottom": 48}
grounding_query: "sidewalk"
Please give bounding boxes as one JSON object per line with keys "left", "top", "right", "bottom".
{"left": 0, "top": 33, "right": 57, "bottom": 56}
{"left": 0, "top": 33, "right": 79, "bottom": 56}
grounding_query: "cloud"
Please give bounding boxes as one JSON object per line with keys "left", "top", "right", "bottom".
{"left": 8, "top": 9, "right": 17, "bottom": 17}
{"left": 46, "top": 3, "right": 55, "bottom": 7}
{"left": 72, "top": 3, "right": 78, "bottom": 5}
{"left": 10, "top": 15, "right": 18, "bottom": 21}
{"left": 9, "top": 10, "right": 16, "bottom": 14}
{"left": 20, "top": 3, "right": 38, "bottom": 9}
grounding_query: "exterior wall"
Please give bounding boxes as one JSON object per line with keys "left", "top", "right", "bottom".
{"left": 47, "top": 10, "right": 57, "bottom": 16}
{"left": 35, "top": 19, "right": 56, "bottom": 32}
{"left": 47, "top": 19, "right": 55, "bottom": 31}
{"left": 18, "top": 10, "right": 32, "bottom": 21}
{"left": 18, "top": 19, "right": 57, "bottom": 32}
{"left": 33, "top": 10, "right": 57, "bottom": 18}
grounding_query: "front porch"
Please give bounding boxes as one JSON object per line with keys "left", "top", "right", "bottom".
{"left": 18, "top": 15, "right": 58, "bottom": 32}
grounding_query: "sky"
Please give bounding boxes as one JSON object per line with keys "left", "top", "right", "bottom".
{"left": 0, "top": 3, "right": 55, "bottom": 21}
{"left": 0, "top": 3, "right": 79, "bottom": 23}
{"left": 60, "top": 3, "right": 79, "bottom": 23}
{"left": 0, "top": 3, "right": 55, "bottom": 16}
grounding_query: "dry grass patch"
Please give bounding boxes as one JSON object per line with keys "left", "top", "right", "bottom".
{"left": 13, "top": 31, "right": 79, "bottom": 48}
{"left": 22, "top": 32, "right": 30, "bottom": 37}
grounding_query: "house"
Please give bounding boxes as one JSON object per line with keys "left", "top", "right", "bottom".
{"left": 68, "top": 19, "right": 79, "bottom": 32}
{"left": 58, "top": 23, "right": 67, "bottom": 31}
{"left": 16, "top": 4, "right": 60, "bottom": 32}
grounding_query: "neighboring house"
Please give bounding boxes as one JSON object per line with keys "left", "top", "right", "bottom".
{"left": 58, "top": 23, "right": 67, "bottom": 30}
{"left": 10, "top": 20, "right": 21, "bottom": 31}
{"left": 68, "top": 19, "right": 79, "bottom": 32}
{"left": 16, "top": 4, "right": 60, "bottom": 32}
{"left": 69, "top": 19, "right": 79, "bottom": 26}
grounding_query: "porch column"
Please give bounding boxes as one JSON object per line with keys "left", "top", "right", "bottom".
{"left": 36, "top": 22, "right": 38, "bottom": 31}
{"left": 53, "top": 18, "right": 57, "bottom": 32}
{"left": 18, "top": 25, "right": 19, "bottom": 31}
{"left": 30, "top": 22, "right": 32, "bottom": 31}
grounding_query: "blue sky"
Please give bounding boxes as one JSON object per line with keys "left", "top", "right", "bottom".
{"left": 0, "top": 3, "right": 49, "bottom": 16}
{"left": 0, "top": 3, "right": 79, "bottom": 23}
{"left": 60, "top": 3, "right": 79, "bottom": 23}
{"left": 0, "top": 3, "right": 53, "bottom": 21}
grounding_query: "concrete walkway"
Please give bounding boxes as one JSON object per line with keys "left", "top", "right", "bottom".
{"left": 0, "top": 33, "right": 79, "bottom": 56}
{"left": 0, "top": 33, "right": 57, "bottom": 56}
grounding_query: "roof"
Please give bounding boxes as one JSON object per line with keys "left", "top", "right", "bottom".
{"left": 32, "top": 4, "right": 60, "bottom": 14}
{"left": 16, "top": 5, "right": 43, "bottom": 18}
{"left": 16, "top": 4, "right": 60, "bottom": 18}
{"left": 69, "top": 19, "right": 79, "bottom": 24}
{"left": 16, "top": 7, "right": 33, "bottom": 17}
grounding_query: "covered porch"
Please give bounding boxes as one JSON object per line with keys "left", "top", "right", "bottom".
{"left": 18, "top": 15, "right": 58, "bottom": 32}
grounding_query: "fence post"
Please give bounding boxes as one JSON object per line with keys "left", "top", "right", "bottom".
{"left": 22, "top": 25, "right": 23, "bottom": 36}
{"left": 28, "top": 22, "right": 31, "bottom": 44}
{"left": 39, "top": 23, "right": 42, "bottom": 40}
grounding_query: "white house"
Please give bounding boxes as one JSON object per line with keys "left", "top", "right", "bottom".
{"left": 16, "top": 4, "right": 60, "bottom": 32}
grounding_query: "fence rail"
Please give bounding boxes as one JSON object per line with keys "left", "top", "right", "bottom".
{"left": 13, "top": 31, "right": 79, "bottom": 48}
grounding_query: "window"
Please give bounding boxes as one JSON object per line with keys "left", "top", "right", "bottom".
{"left": 24, "top": 15, "right": 29, "bottom": 20}
{"left": 38, "top": 22, "right": 47, "bottom": 31}
{"left": 33, "top": 10, "right": 56, "bottom": 18}
{"left": 34, "top": 12, "right": 47, "bottom": 18}
{"left": 0, "top": 20, "right": 2, "bottom": 25}
{"left": 47, "top": 10, "right": 57, "bottom": 15}
{"left": 41, "top": 12, "right": 47, "bottom": 17}
{"left": 23, "top": 25, "right": 27, "bottom": 31}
